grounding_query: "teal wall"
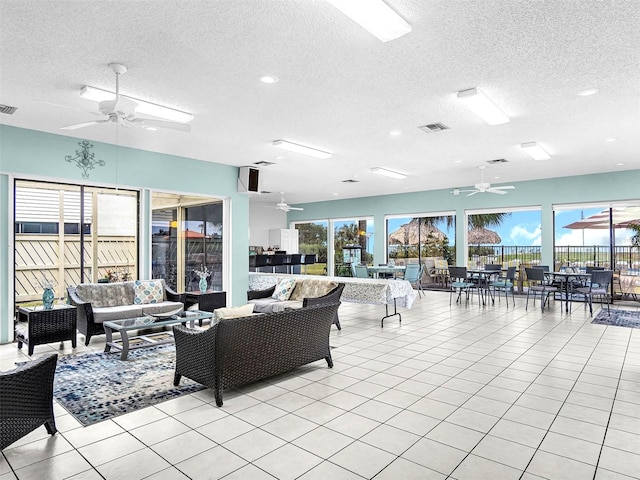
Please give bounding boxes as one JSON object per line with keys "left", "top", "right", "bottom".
{"left": 288, "top": 169, "right": 640, "bottom": 270}
{"left": 0, "top": 125, "right": 249, "bottom": 343}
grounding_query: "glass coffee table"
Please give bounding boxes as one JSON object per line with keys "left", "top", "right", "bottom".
{"left": 103, "top": 310, "right": 214, "bottom": 360}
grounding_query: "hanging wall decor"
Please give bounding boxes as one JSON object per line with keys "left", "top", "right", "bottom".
{"left": 65, "top": 140, "right": 105, "bottom": 178}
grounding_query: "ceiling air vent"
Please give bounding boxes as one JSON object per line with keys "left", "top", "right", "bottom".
{"left": 0, "top": 104, "right": 18, "bottom": 115}
{"left": 342, "top": 179, "right": 359, "bottom": 183}
{"left": 418, "top": 122, "right": 449, "bottom": 133}
{"left": 486, "top": 158, "right": 508, "bottom": 164}
{"left": 259, "top": 190, "right": 272, "bottom": 195}
{"left": 254, "top": 161, "right": 275, "bottom": 167}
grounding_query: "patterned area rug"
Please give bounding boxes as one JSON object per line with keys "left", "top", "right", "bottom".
{"left": 592, "top": 309, "right": 640, "bottom": 329}
{"left": 54, "top": 344, "right": 205, "bottom": 426}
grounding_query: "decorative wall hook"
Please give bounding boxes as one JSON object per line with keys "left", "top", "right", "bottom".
{"left": 65, "top": 140, "right": 105, "bottom": 178}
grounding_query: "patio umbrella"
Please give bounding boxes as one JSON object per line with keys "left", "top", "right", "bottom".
{"left": 468, "top": 227, "right": 501, "bottom": 245}
{"left": 563, "top": 207, "right": 640, "bottom": 229}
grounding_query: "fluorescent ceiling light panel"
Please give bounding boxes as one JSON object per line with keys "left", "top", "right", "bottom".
{"left": 80, "top": 86, "right": 194, "bottom": 123}
{"left": 326, "top": 0, "right": 411, "bottom": 42}
{"left": 520, "top": 141, "right": 551, "bottom": 160}
{"left": 272, "top": 140, "right": 332, "bottom": 159}
{"left": 456, "top": 88, "right": 510, "bottom": 125}
{"left": 370, "top": 167, "right": 407, "bottom": 179}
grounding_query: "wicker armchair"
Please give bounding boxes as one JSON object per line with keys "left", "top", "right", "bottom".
{"left": 1, "top": 353, "right": 58, "bottom": 450}
{"left": 173, "top": 303, "right": 339, "bottom": 406}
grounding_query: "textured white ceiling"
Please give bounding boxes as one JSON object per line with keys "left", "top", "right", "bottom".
{"left": 1, "top": 0, "right": 639, "bottom": 206}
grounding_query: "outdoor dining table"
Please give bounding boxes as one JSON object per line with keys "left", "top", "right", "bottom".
{"left": 367, "top": 265, "right": 406, "bottom": 279}
{"left": 548, "top": 271, "right": 591, "bottom": 313}
{"left": 467, "top": 269, "right": 503, "bottom": 305}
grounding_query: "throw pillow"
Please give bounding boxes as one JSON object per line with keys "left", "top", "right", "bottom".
{"left": 214, "top": 304, "right": 255, "bottom": 320}
{"left": 133, "top": 280, "right": 164, "bottom": 305}
{"left": 271, "top": 278, "right": 297, "bottom": 301}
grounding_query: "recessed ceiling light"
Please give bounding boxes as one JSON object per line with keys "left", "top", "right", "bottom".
{"left": 370, "top": 167, "right": 407, "bottom": 179}
{"left": 577, "top": 88, "right": 598, "bottom": 96}
{"left": 389, "top": 130, "right": 402, "bottom": 136}
{"left": 454, "top": 160, "right": 462, "bottom": 164}
{"left": 275, "top": 156, "right": 285, "bottom": 160}
{"left": 326, "top": 0, "right": 411, "bottom": 43}
{"left": 520, "top": 142, "right": 551, "bottom": 161}
{"left": 272, "top": 140, "right": 332, "bottom": 159}
{"left": 457, "top": 88, "right": 510, "bottom": 125}
{"left": 494, "top": 176, "right": 501, "bottom": 179}
{"left": 616, "top": 162, "right": 625, "bottom": 166}
{"left": 605, "top": 138, "right": 617, "bottom": 142}
{"left": 260, "top": 75, "right": 279, "bottom": 84}
{"left": 333, "top": 193, "right": 339, "bottom": 196}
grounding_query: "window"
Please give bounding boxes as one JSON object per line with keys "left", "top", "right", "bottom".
{"left": 386, "top": 214, "right": 455, "bottom": 266}
{"left": 14, "top": 180, "right": 138, "bottom": 303}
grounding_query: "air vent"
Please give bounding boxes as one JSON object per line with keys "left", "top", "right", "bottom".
{"left": 342, "top": 179, "right": 359, "bottom": 183}
{"left": 486, "top": 158, "right": 508, "bottom": 164}
{"left": 418, "top": 122, "right": 449, "bottom": 133}
{"left": 0, "top": 104, "right": 18, "bottom": 115}
{"left": 254, "top": 161, "right": 275, "bottom": 166}
{"left": 259, "top": 190, "right": 272, "bottom": 195}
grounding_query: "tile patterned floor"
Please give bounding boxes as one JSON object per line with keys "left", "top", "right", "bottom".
{"left": 2, "top": 292, "right": 640, "bottom": 479}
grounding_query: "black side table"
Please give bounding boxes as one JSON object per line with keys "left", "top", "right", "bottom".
{"left": 16, "top": 305, "right": 77, "bottom": 355}
{"left": 184, "top": 291, "right": 226, "bottom": 325}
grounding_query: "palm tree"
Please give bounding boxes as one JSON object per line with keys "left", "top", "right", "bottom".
{"left": 419, "top": 212, "right": 510, "bottom": 230}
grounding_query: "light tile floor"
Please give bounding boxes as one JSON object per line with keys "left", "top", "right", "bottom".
{"left": 2, "top": 292, "right": 640, "bottom": 479}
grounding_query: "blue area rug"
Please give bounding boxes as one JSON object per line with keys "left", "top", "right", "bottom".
{"left": 592, "top": 309, "right": 640, "bottom": 329}
{"left": 54, "top": 344, "right": 205, "bottom": 426}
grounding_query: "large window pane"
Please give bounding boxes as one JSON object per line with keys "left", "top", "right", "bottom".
{"left": 387, "top": 215, "right": 455, "bottom": 265}
{"left": 14, "top": 180, "right": 138, "bottom": 304}
{"left": 333, "top": 218, "right": 373, "bottom": 277}
{"left": 295, "top": 221, "right": 328, "bottom": 276}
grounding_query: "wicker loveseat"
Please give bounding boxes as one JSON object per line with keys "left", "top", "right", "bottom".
{"left": 173, "top": 302, "right": 340, "bottom": 406}
{"left": 67, "top": 279, "right": 184, "bottom": 345}
{"left": 248, "top": 279, "right": 344, "bottom": 329}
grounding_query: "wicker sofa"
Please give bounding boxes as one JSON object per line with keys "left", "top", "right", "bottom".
{"left": 248, "top": 279, "right": 344, "bottom": 329}
{"left": 67, "top": 279, "right": 184, "bottom": 345}
{"left": 173, "top": 302, "right": 340, "bottom": 406}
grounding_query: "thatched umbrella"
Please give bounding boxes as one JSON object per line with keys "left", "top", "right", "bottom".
{"left": 468, "top": 227, "right": 501, "bottom": 245}
{"left": 389, "top": 218, "right": 446, "bottom": 245}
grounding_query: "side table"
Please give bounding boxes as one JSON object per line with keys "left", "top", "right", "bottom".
{"left": 16, "top": 305, "right": 77, "bottom": 355}
{"left": 184, "top": 291, "right": 226, "bottom": 325}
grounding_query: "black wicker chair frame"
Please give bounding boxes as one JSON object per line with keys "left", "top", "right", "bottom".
{"left": 1, "top": 353, "right": 58, "bottom": 450}
{"left": 173, "top": 303, "right": 340, "bottom": 407}
{"left": 67, "top": 283, "right": 185, "bottom": 346}
{"left": 247, "top": 283, "right": 344, "bottom": 330}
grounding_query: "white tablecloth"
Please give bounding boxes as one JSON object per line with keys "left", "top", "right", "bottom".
{"left": 248, "top": 272, "right": 417, "bottom": 309}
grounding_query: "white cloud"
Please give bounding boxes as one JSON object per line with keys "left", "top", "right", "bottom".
{"left": 555, "top": 228, "right": 635, "bottom": 246}
{"left": 509, "top": 225, "right": 541, "bottom": 246}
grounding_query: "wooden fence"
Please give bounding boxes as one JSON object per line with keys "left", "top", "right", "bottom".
{"left": 15, "top": 234, "right": 136, "bottom": 302}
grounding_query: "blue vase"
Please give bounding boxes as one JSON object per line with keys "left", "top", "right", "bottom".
{"left": 198, "top": 277, "right": 207, "bottom": 293}
{"left": 42, "top": 287, "right": 54, "bottom": 310}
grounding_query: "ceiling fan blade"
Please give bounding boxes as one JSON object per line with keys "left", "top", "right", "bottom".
{"left": 494, "top": 185, "right": 515, "bottom": 190}
{"left": 131, "top": 118, "right": 191, "bottom": 132}
{"left": 60, "top": 120, "right": 108, "bottom": 130}
{"left": 487, "top": 188, "right": 508, "bottom": 195}
{"left": 288, "top": 207, "right": 304, "bottom": 211}
{"left": 466, "top": 191, "right": 480, "bottom": 196}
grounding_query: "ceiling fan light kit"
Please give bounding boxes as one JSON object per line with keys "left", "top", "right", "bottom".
{"left": 455, "top": 166, "right": 515, "bottom": 196}
{"left": 457, "top": 88, "right": 510, "bottom": 126}
{"left": 62, "top": 63, "right": 193, "bottom": 131}
{"left": 325, "top": 0, "right": 412, "bottom": 43}
{"left": 520, "top": 141, "right": 551, "bottom": 161}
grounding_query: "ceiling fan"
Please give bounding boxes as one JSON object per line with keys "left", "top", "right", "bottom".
{"left": 272, "top": 193, "right": 304, "bottom": 212}
{"left": 454, "top": 166, "right": 515, "bottom": 196}
{"left": 60, "top": 63, "right": 190, "bottom": 132}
